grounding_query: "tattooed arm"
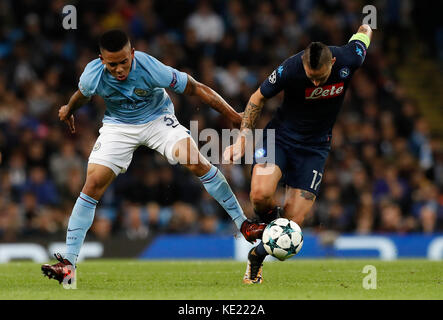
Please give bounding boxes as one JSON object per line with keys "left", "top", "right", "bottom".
{"left": 240, "top": 89, "right": 266, "bottom": 133}
{"left": 223, "top": 88, "right": 267, "bottom": 162}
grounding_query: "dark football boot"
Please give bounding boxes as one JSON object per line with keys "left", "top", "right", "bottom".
{"left": 240, "top": 220, "right": 266, "bottom": 243}
{"left": 41, "top": 253, "right": 75, "bottom": 284}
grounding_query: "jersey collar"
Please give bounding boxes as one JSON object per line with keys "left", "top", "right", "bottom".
{"left": 128, "top": 57, "right": 137, "bottom": 81}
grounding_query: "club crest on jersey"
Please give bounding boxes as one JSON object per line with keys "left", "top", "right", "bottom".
{"left": 305, "top": 82, "right": 344, "bottom": 100}
{"left": 134, "top": 88, "right": 148, "bottom": 97}
{"left": 339, "top": 67, "right": 350, "bottom": 79}
{"left": 269, "top": 70, "right": 277, "bottom": 84}
{"left": 255, "top": 148, "right": 266, "bottom": 159}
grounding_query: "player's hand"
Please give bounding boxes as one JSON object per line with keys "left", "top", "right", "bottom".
{"left": 58, "top": 105, "right": 75, "bottom": 133}
{"left": 223, "top": 134, "right": 246, "bottom": 163}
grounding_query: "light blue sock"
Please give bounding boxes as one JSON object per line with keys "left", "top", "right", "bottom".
{"left": 64, "top": 192, "right": 98, "bottom": 266}
{"left": 199, "top": 165, "right": 247, "bottom": 230}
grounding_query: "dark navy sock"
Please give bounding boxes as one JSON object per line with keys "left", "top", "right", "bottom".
{"left": 255, "top": 241, "right": 268, "bottom": 258}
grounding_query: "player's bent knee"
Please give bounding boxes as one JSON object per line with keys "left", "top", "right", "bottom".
{"left": 82, "top": 175, "right": 111, "bottom": 199}
{"left": 82, "top": 181, "right": 101, "bottom": 198}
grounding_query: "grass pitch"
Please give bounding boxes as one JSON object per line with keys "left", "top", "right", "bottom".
{"left": 0, "top": 259, "right": 442, "bottom": 300}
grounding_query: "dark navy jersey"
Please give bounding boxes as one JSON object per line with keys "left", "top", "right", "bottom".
{"left": 260, "top": 39, "right": 368, "bottom": 143}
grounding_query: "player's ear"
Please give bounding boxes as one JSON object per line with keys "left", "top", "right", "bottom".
{"left": 99, "top": 54, "right": 105, "bottom": 64}
{"left": 331, "top": 57, "right": 337, "bottom": 66}
{"left": 131, "top": 48, "right": 135, "bottom": 58}
{"left": 301, "top": 53, "right": 307, "bottom": 66}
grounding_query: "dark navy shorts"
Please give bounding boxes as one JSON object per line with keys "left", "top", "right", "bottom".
{"left": 252, "top": 120, "right": 331, "bottom": 196}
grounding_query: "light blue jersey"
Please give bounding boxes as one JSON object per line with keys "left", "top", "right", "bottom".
{"left": 78, "top": 51, "right": 188, "bottom": 124}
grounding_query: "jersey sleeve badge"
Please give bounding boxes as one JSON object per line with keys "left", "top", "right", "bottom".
{"left": 268, "top": 70, "right": 277, "bottom": 84}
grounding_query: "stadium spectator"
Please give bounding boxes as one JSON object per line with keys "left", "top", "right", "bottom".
{"left": 186, "top": 1, "right": 225, "bottom": 44}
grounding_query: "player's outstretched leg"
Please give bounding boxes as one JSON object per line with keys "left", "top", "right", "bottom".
{"left": 173, "top": 137, "right": 266, "bottom": 243}
{"left": 243, "top": 243, "right": 268, "bottom": 284}
{"left": 198, "top": 164, "right": 266, "bottom": 242}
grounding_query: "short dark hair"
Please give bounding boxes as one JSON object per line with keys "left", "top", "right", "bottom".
{"left": 302, "top": 42, "right": 332, "bottom": 70}
{"left": 99, "top": 29, "right": 130, "bottom": 52}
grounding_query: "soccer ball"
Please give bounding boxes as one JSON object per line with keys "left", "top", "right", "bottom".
{"left": 262, "top": 218, "right": 304, "bottom": 261}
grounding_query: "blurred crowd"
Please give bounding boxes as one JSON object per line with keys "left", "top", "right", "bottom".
{"left": 0, "top": 0, "right": 442, "bottom": 241}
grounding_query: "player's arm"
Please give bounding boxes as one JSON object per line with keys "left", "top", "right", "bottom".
{"left": 343, "top": 24, "right": 372, "bottom": 69}
{"left": 183, "top": 75, "right": 242, "bottom": 126}
{"left": 141, "top": 53, "right": 242, "bottom": 125}
{"left": 224, "top": 58, "right": 290, "bottom": 163}
{"left": 240, "top": 88, "right": 266, "bottom": 133}
{"left": 59, "top": 89, "right": 91, "bottom": 133}
{"left": 223, "top": 88, "right": 267, "bottom": 162}
{"left": 347, "top": 24, "right": 372, "bottom": 49}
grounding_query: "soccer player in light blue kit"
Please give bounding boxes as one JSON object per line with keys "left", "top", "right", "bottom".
{"left": 41, "top": 30, "right": 265, "bottom": 284}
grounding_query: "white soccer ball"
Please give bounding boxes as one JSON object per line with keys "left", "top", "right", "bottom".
{"left": 262, "top": 218, "right": 304, "bottom": 261}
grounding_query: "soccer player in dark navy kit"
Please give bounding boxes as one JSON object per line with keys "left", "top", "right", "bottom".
{"left": 224, "top": 24, "right": 372, "bottom": 283}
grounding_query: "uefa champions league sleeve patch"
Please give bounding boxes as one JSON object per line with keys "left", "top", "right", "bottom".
{"left": 169, "top": 71, "right": 178, "bottom": 89}
{"left": 269, "top": 66, "right": 284, "bottom": 84}
{"left": 268, "top": 70, "right": 277, "bottom": 84}
{"left": 355, "top": 42, "right": 366, "bottom": 58}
